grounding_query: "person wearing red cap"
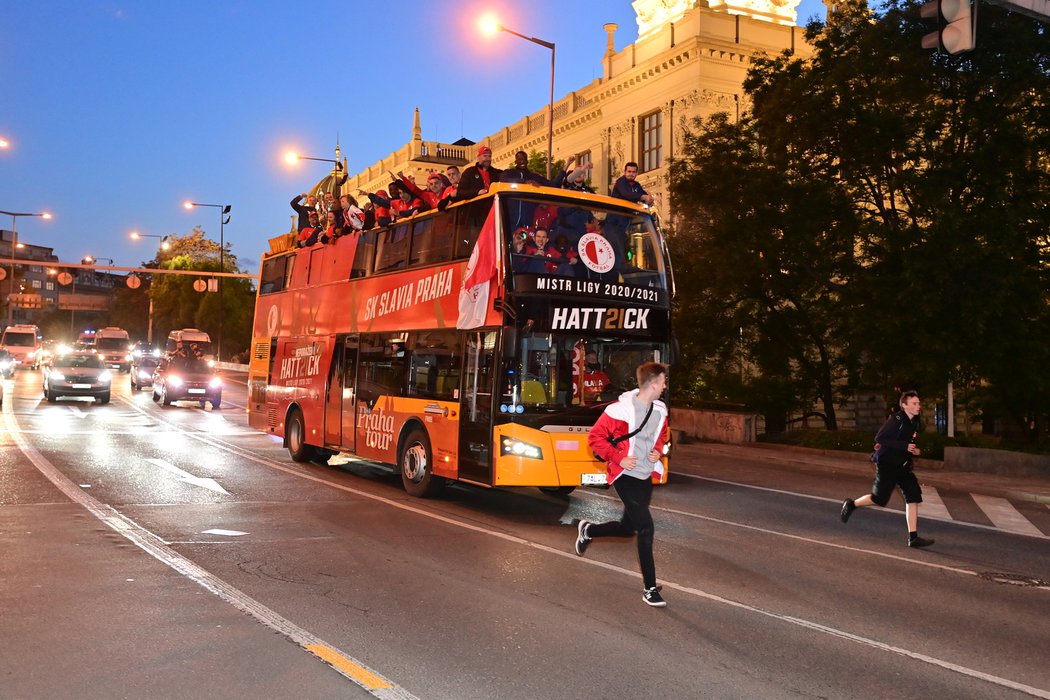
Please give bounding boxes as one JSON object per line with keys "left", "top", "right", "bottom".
{"left": 456, "top": 145, "right": 503, "bottom": 200}
{"left": 391, "top": 169, "right": 451, "bottom": 211}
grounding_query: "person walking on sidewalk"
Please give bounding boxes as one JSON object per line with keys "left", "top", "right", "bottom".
{"left": 840, "top": 390, "right": 934, "bottom": 548}
{"left": 576, "top": 362, "right": 670, "bottom": 606}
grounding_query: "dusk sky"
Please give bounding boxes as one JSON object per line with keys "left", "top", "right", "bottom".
{"left": 1, "top": 0, "right": 826, "bottom": 274}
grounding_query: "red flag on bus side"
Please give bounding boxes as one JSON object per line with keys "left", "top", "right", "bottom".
{"left": 457, "top": 207, "right": 498, "bottom": 329}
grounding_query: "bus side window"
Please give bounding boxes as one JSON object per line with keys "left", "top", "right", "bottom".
{"left": 455, "top": 200, "right": 491, "bottom": 260}
{"left": 409, "top": 215, "right": 453, "bottom": 267}
{"left": 405, "top": 330, "right": 459, "bottom": 400}
{"left": 350, "top": 230, "right": 377, "bottom": 278}
{"left": 259, "top": 255, "right": 289, "bottom": 295}
{"left": 358, "top": 333, "right": 408, "bottom": 408}
{"left": 375, "top": 223, "right": 410, "bottom": 273}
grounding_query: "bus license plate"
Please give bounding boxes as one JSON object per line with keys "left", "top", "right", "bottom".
{"left": 188, "top": 388, "right": 206, "bottom": 394}
{"left": 581, "top": 473, "right": 607, "bottom": 485}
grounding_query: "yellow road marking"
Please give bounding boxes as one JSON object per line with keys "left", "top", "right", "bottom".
{"left": 305, "top": 644, "right": 394, "bottom": 689}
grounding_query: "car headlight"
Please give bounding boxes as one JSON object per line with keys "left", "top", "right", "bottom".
{"left": 167, "top": 375, "right": 184, "bottom": 387}
{"left": 123, "top": 354, "right": 131, "bottom": 362}
{"left": 98, "top": 370, "right": 113, "bottom": 383}
{"left": 137, "top": 369, "right": 152, "bottom": 379}
{"left": 49, "top": 371, "right": 66, "bottom": 381}
{"left": 208, "top": 377, "right": 223, "bottom": 389}
{"left": 500, "top": 437, "right": 543, "bottom": 460}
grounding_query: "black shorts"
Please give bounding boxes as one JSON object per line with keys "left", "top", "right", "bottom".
{"left": 871, "top": 463, "right": 923, "bottom": 506}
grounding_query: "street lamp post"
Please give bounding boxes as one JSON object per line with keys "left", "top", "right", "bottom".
{"left": 130, "top": 232, "right": 170, "bottom": 345}
{"left": 1, "top": 209, "right": 52, "bottom": 326}
{"left": 183, "top": 201, "right": 231, "bottom": 360}
{"left": 48, "top": 267, "right": 79, "bottom": 337}
{"left": 479, "top": 18, "right": 556, "bottom": 179}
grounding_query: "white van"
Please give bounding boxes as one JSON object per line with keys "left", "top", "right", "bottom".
{"left": 94, "top": 327, "right": 132, "bottom": 372}
{"left": 0, "top": 324, "right": 43, "bottom": 370}
{"left": 165, "top": 328, "right": 214, "bottom": 362}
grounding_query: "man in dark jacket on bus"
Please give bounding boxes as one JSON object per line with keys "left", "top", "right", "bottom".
{"left": 456, "top": 145, "right": 503, "bottom": 200}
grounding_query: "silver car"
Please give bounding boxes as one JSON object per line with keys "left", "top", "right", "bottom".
{"left": 43, "top": 351, "right": 113, "bottom": 404}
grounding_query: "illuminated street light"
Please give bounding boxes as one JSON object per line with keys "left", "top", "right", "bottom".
{"left": 183, "top": 200, "right": 231, "bottom": 360}
{"left": 284, "top": 151, "right": 340, "bottom": 166}
{"left": 1, "top": 209, "right": 52, "bottom": 326}
{"left": 478, "top": 14, "right": 556, "bottom": 179}
{"left": 0, "top": 138, "right": 9, "bottom": 149}
{"left": 130, "top": 231, "right": 170, "bottom": 251}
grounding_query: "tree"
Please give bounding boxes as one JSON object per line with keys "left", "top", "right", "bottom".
{"left": 145, "top": 227, "right": 256, "bottom": 360}
{"left": 669, "top": 0, "right": 1050, "bottom": 437}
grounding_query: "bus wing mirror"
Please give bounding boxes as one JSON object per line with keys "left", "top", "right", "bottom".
{"left": 502, "top": 326, "right": 517, "bottom": 359}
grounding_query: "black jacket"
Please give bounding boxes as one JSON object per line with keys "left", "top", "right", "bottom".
{"left": 456, "top": 163, "right": 503, "bottom": 200}
{"left": 874, "top": 412, "right": 920, "bottom": 468}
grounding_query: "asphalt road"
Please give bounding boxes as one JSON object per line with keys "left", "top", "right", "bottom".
{"left": 2, "top": 367, "right": 1048, "bottom": 699}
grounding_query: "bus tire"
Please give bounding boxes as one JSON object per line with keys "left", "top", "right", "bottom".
{"left": 287, "top": 409, "right": 319, "bottom": 463}
{"left": 400, "top": 428, "right": 444, "bottom": 498}
{"left": 539, "top": 486, "right": 576, "bottom": 496}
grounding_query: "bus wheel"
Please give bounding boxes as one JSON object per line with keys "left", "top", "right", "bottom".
{"left": 539, "top": 486, "right": 576, "bottom": 496}
{"left": 287, "top": 409, "right": 319, "bottom": 463}
{"left": 400, "top": 428, "right": 444, "bottom": 498}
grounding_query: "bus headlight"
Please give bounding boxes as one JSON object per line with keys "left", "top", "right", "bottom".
{"left": 501, "top": 437, "right": 543, "bottom": 460}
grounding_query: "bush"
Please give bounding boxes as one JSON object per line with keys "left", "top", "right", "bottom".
{"left": 759, "top": 429, "right": 1026, "bottom": 461}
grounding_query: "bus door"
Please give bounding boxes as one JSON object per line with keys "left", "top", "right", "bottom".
{"left": 457, "top": 331, "right": 497, "bottom": 484}
{"left": 324, "top": 334, "right": 358, "bottom": 452}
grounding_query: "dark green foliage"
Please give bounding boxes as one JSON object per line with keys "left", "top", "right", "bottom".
{"left": 669, "top": 1, "right": 1050, "bottom": 439}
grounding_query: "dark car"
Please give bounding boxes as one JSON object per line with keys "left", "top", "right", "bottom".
{"left": 43, "top": 351, "right": 112, "bottom": 403}
{"left": 130, "top": 353, "right": 161, "bottom": 390}
{"left": 151, "top": 356, "right": 222, "bottom": 409}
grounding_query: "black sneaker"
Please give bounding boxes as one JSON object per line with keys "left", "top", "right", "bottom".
{"left": 908, "top": 536, "right": 935, "bottom": 548}
{"left": 840, "top": 499, "right": 856, "bottom": 523}
{"left": 643, "top": 586, "right": 667, "bottom": 607}
{"left": 574, "top": 520, "right": 591, "bottom": 556}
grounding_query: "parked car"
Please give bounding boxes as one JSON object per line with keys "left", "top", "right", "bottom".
{"left": 151, "top": 356, "right": 222, "bottom": 409}
{"left": 42, "top": 351, "right": 112, "bottom": 404}
{"left": 130, "top": 353, "right": 161, "bottom": 390}
{"left": 0, "top": 348, "right": 13, "bottom": 379}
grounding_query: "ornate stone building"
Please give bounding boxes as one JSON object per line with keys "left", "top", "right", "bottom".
{"left": 321, "top": 0, "right": 812, "bottom": 219}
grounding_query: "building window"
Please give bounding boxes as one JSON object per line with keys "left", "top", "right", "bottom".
{"left": 576, "top": 150, "right": 592, "bottom": 170}
{"left": 31, "top": 279, "right": 42, "bottom": 289}
{"left": 639, "top": 111, "right": 662, "bottom": 172}
{"left": 45, "top": 282, "right": 54, "bottom": 291}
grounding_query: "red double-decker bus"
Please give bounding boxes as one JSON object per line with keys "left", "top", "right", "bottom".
{"left": 248, "top": 183, "right": 674, "bottom": 497}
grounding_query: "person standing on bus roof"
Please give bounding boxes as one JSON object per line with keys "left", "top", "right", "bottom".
{"left": 456, "top": 145, "right": 503, "bottom": 200}
{"left": 359, "top": 188, "right": 394, "bottom": 227}
{"left": 578, "top": 361, "right": 670, "bottom": 607}
{"left": 291, "top": 193, "right": 318, "bottom": 232}
{"left": 611, "top": 162, "right": 654, "bottom": 205}
{"left": 393, "top": 169, "right": 451, "bottom": 211}
{"left": 499, "top": 150, "right": 552, "bottom": 186}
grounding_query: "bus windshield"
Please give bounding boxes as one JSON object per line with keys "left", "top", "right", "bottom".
{"left": 503, "top": 196, "right": 667, "bottom": 293}
{"left": 502, "top": 333, "right": 669, "bottom": 410}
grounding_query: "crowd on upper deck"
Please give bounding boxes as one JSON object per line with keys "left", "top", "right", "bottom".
{"left": 290, "top": 144, "right": 655, "bottom": 252}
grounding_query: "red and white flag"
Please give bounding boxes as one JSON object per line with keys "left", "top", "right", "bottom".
{"left": 457, "top": 206, "right": 500, "bottom": 329}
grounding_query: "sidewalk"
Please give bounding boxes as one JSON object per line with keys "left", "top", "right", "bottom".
{"left": 675, "top": 442, "right": 1050, "bottom": 505}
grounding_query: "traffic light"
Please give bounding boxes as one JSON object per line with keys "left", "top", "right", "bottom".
{"left": 920, "top": 0, "right": 975, "bottom": 54}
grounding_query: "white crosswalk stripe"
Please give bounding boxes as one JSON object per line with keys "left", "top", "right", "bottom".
{"left": 919, "top": 486, "right": 952, "bottom": 521}
{"left": 971, "top": 494, "right": 1045, "bottom": 537}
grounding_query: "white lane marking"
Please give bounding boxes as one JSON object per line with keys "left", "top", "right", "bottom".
{"left": 687, "top": 473, "right": 1048, "bottom": 540}
{"left": 201, "top": 529, "right": 248, "bottom": 536}
{"left": 144, "top": 458, "right": 230, "bottom": 495}
{"left": 67, "top": 405, "right": 87, "bottom": 418}
{"left": 972, "top": 494, "right": 1044, "bottom": 537}
{"left": 920, "top": 486, "right": 953, "bottom": 521}
{"left": 3, "top": 407, "right": 418, "bottom": 700}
